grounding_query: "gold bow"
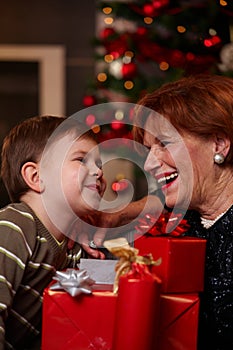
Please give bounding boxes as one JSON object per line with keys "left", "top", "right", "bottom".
{"left": 104, "top": 237, "right": 161, "bottom": 293}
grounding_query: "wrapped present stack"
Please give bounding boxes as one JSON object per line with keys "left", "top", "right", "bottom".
{"left": 134, "top": 212, "right": 206, "bottom": 350}
{"left": 42, "top": 212, "right": 206, "bottom": 350}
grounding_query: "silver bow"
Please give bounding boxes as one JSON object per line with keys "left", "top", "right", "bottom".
{"left": 50, "top": 269, "right": 95, "bottom": 297}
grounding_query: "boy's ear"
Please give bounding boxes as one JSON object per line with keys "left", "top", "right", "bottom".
{"left": 21, "top": 162, "right": 41, "bottom": 193}
{"left": 214, "top": 134, "right": 231, "bottom": 158}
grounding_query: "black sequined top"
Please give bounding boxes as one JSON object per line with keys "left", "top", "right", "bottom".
{"left": 185, "top": 207, "right": 233, "bottom": 350}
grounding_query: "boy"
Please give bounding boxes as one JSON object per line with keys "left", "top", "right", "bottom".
{"left": 0, "top": 115, "right": 105, "bottom": 349}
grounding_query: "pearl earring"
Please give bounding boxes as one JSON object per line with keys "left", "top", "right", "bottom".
{"left": 214, "top": 153, "right": 225, "bottom": 164}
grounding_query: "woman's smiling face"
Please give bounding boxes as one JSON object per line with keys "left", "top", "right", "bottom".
{"left": 143, "top": 114, "right": 215, "bottom": 211}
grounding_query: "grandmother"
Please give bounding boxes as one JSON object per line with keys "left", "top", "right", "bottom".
{"left": 133, "top": 74, "right": 233, "bottom": 350}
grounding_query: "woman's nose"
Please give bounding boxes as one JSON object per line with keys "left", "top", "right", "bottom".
{"left": 92, "top": 166, "right": 103, "bottom": 179}
{"left": 144, "top": 149, "right": 162, "bottom": 173}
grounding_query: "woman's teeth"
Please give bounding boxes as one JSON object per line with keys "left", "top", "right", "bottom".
{"left": 157, "top": 172, "right": 178, "bottom": 185}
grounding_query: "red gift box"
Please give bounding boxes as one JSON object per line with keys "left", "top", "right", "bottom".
{"left": 42, "top": 283, "right": 200, "bottom": 350}
{"left": 113, "top": 264, "right": 161, "bottom": 350}
{"left": 158, "top": 293, "right": 200, "bottom": 350}
{"left": 42, "top": 284, "right": 117, "bottom": 350}
{"left": 134, "top": 235, "right": 206, "bottom": 293}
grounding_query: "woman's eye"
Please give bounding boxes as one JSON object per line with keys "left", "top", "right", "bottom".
{"left": 96, "top": 160, "right": 102, "bottom": 169}
{"left": 161, "top": 140, "right": 171, "bottom": 147}
{"left": 77, "top": 157, "right": 86, "bottom": 163}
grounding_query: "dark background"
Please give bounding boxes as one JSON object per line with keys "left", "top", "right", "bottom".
{"left": 0, "top": 1, "right": 96, "bottom": 207}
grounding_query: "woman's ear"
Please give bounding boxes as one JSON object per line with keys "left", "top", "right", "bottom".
{"left": 21, "top": 162, "right": 41, "bottom": 193}
{"left": 214, "top": 134, "right": 231, "bottom": 158}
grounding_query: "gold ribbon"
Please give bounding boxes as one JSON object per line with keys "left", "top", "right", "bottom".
{"left": 104, "top": 237, "right": 161, "bottom": 293}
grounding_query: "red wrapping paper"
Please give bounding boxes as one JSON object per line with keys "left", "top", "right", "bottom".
{"left": 42, "top": 283, "right": 200, "bottom": 350}
{"left": 158, "top": 293, "right": 200, "bottom": 350}
{"left": 134, "top": 235, "right": 206, "bottom": 293}
{"left": 42, "top": 284, "right": 117, "bottom": 350}
{"left": 112, "top": 263, "right": 161, "bottom": 350}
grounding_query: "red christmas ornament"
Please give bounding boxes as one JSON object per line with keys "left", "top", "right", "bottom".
{"left": 85, "top": 114, "right": 96, "bottom": 126}
{"left": 143, "top": 3, "right": 155, "bottom": 16}
{"left": 104, "top": 33, "right": 130, "bottom": 56}
{"left": 136, "top": 27, "right": 148, "bottom": 36}
{"left": 130, "top": 0, "right": 170, "bottom": 17}
{"left": 100, "top": 27, "right": 116, "bottom": 40}
{"left": 112, "top": 179, "right": 129, "bottom": 192}
{"left": 82, "top": 95, "right": 97, "bottom": 107}
{"left": 122, "top": 62, "right": 137, "bottom": 79}
{"left": 111, "top": 120, "right": 125, "bottom": 130}
{"left": 204, "top": 35, "right": 221, "bottom": 48}
{"left": 186, "top": 52, "right": 195, "bottom": 61}
{"left": 169, "top": 49, "right": 186, "bottom": 67}
{"left": 152, "top": 0, "right": 169, "bottom": 9}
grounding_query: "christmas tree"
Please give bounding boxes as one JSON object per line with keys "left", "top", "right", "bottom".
{"left": 83, "top": 0, "right": 233, "bottom": 108}
{"left": 81, "top": 1, "right": 233, "bottom": 199}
